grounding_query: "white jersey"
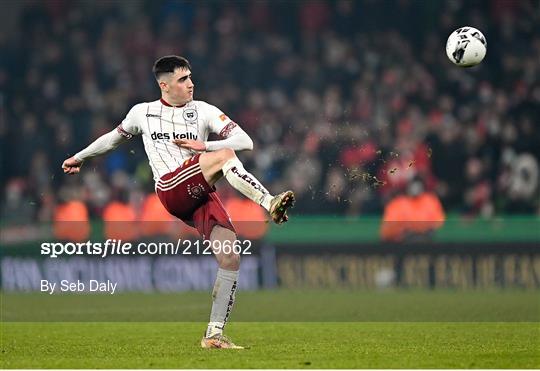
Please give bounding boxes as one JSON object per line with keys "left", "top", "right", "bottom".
{"left": 117, "top": 99, "right": 243, "bottom": 180}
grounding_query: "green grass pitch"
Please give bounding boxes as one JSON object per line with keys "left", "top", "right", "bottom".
{"left": 1, "top": 290, "right": 539, "bottom": 368}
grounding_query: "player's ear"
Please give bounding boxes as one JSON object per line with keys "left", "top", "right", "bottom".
{"left": 159, "top": 80, "right": 168, "bottom": 93}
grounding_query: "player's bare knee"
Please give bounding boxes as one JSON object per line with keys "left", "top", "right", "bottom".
{"left": 217, "top": 148, "right": 236, "bottom": 166}
{"left": 230, "top": 251, "right": 241, "bottom": 266}
{"left": 219, "top": 251, "right": 240, "bottom": 270}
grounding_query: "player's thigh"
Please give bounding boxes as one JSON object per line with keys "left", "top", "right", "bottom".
{"left": 210, "top": 225, "right": 240, "bottom": 269}
{"left": 199, "top": 148, "right": 236, "bottom": 186}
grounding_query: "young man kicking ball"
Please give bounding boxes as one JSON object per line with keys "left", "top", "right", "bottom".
{"left": 62, "top": 55, "right": 295, "bottom": 349}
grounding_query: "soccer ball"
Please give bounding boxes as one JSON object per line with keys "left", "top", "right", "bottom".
{"left": 446, "top": 27, "right": 487, "bottom": 67}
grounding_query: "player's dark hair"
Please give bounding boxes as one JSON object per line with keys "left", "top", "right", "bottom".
{"left": 152, "top": 55, "right": 192, "bottom": 80}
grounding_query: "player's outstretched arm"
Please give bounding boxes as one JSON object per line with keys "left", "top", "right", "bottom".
{"left": 205, "top": 129, "right": 253, "bottom": 152}
{"left": 61, "top": 128, "right": 129, "bottom": 175}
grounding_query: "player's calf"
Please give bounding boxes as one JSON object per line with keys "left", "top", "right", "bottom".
{"left": 206, "top": 225, "right": 240, "bottom": 341}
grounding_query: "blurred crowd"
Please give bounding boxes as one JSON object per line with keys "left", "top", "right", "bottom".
{"left": 1, "top": 0, "right": 539, "bottom": 226}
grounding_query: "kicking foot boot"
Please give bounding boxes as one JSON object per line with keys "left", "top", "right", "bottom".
{"left": 269, "top": 190, "right": 295, "bottom": 224}
{"left": 201, "top": 334, "right": 245, "bottom": 349}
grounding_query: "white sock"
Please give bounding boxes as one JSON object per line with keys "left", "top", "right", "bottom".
{"left": 222, "top": 158, "right": 273, "bottom": 211}
{"left": 206, "top": 268, "right": 239, "bottom": 338}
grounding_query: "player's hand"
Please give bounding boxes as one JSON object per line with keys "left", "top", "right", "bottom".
{"left": 62, "top": 156, "right": 83, "bottom": 175}
{"left": 172, "top": 139, "right": 206, "bottom": 152}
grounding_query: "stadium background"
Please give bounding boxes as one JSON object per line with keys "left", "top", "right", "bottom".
{"left": 1, "top": 1, "right": 539, "bottom": 368}
{"left": 1, "top": 0, "right": 539, "bottom": 219}
{"left": 0, "top": 0, "right": 539, "bottom": 293}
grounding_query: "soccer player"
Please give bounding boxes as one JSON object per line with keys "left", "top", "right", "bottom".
{"left": 62, "top": 55, "right": 295, "bottom": 349}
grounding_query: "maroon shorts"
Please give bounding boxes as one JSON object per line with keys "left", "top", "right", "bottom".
{"left": 156, "top": 154, "right": 236, "bottom": 239}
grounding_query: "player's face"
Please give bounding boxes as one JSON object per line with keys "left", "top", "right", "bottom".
{"left": 164, "top": 68, "right": 194, "bottom": 104}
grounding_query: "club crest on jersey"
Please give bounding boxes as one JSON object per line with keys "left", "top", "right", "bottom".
{"left": 183, "top": 109, "right": 198, "bottom": 122}
{"left": 187, "top": 183, "right": 205, "bottom": 199}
